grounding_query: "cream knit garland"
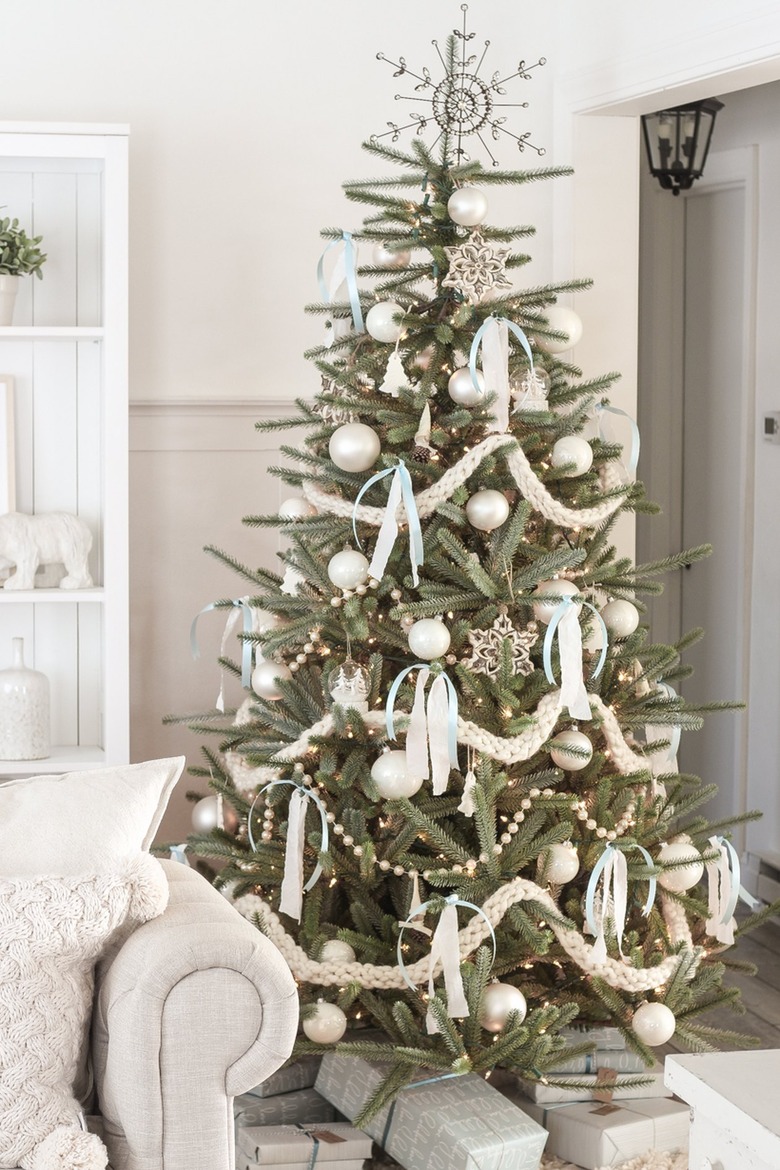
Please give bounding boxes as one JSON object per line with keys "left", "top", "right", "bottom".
{"left": 303, "top": 434, "right": 627, "bottom": 531}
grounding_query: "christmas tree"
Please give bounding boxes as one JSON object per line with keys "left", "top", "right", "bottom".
{"left": 180, "top": 11, "right": 779, "bottom": 1121}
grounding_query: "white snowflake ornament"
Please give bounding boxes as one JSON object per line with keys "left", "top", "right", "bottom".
{"left": 463, "top": 612, "right": 539, "bottom": 678}
{"left": 442, "top": 230, "right": 512, "bottom": 304}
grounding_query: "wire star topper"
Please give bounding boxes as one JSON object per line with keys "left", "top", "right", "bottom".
{"left": 374, "top": 4, "right": 546, "bottom": 167}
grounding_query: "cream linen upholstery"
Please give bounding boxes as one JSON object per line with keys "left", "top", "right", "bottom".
{"left": 88, "top": 860, "right": 298, "bottom": 1170}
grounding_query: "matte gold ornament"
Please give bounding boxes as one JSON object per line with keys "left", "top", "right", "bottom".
{"left": 442, "top": 230, "right": 512, "bottom": 304}
{"left": 463, "top": 612, "right": 538, "bottom": 678}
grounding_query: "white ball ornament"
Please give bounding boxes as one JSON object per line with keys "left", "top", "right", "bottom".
{"left": 320, "top": 939, "right": 357, "bottom": 964}
{"left": 479, "top": 982, "right": 528, "bottom": 1032}
{"left": 327, "top": 549, "right": 370, "bottom": 591}
{"left": 254, "top": 610, "right": 284, "bottom": 634}
{"left": 329, "top": 423, "right": 381, "bottom": 472}
{"left": 532, "top": 579, "right": 582, "bottom": 625}
{"left": 448, "top": 366, "right": 485, "bottom": 406}
{"left": 551, "top": 436, "right": 593, "bottom": 477}
{"left": 538, "top": 842, "right": 580, "bottom": 885}
{"left": 549, "top": 730, "right": 593, "bottom": 771}
{"left": 601, "top": 599, "right": 640, "bottom": 639}
{"left": 538, "top": 305, "right": 584, "bottom": 353}
{"left": 447, "top": 187, "right": 489, "bottom": 227}
{"left": 370, "top": 751, "right": 423, "bottom": 799}
{"left": 407, "top": 618, "right": 451, "bottom": 660}
{"left": 251, "top": 659, "right": 293, "bottom": 700}
{"left": 465, "top": 489, "right": 510, "bottom": 533}
{"left": 302, "top": 1000, "right": 348, "bottom": 1044}
{"left": 366, "top": 300, "right": 405, "bottom": 343}
{"left": 632, "top": 1001, "right": 676, "bottom": 1047}
{"left": 191, "top": 795, "right": 221, "bottom": 834}
{"left": 372, "top": 241, "right": 411, "bottom": 269}
{"left": 279, "top": 497, "right": 317, "bottom": 520}
{"left": 656, "top": 841, "right": 704, "bottom": 893}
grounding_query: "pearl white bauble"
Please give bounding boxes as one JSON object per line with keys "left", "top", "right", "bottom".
{"left": 538, "top": 305, "right": 584, "bottom": 353}
{"left": 551, "top": 436, "right": 593, "bottom": 477}
{"left": 538, "top": 842, "right": 580, "bottom": 885}
{"left": 407, "top": 618, "right": 451, "bottom": 660}
{"left": 251, "top": 659, "right": 293, "bottom": 700}
{"left": 549, "top": 729, "right": 593, "bottom": 771}
{"left": 370, "top": 750, "right": 424, "bottom": 799}
{"left": 601, "top": 599, "right": 640, "bottom": 638}
{"left": 191, "top": 795, "right": 221, "bottom": 834}
{"left": 329, "top": 423, "right": 381, "bottom": 472}
{"left": 447, "top": 187, "right": 489, "bottom": 227}
{"left": 656, "top": 842, "right": 705, "bottom": 893}
{"left": 279, "top": 497, "right": 317, "bottom": 520}
{"left": 302, "top": 1000, "right": 348, "bottom": 1044}
{"left": 372, "top": 241, "right": 411, "bottom": 269}
{"left": 532, "top": 579, "right": 582, "bottom": 625}
{"left": 479, "top": 982, "right": 528, "bottom": 1032}
{"left": 327, "top": 549, "right": 370, "bottom": 591}
{"left": 465, "top": 489, "right": 510, "bottom": 532}
{"left": 366, "top": 300, "right": 405, "bottom": 343}
{"left": 631, "top": 1001, "right": 676, "bottom": 1047}
{"left": 254, "top": 610, "right": 284, "bottom": 634}
{"left": 320, "top": 939, "right": 357, "bottom": 964}
{"left": 448, "top": 366, "right": 485, "bottom": 406}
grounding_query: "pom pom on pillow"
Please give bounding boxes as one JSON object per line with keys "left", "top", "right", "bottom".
{"left": 28, "top": 1126, "right": 107, "bottom": 1170}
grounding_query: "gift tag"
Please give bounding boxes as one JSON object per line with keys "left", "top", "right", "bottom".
{"left": 306, "top": 1129, "right": 347, "bottom": 1144}
{"left": 593, "top": 1067, "right": 618, "bottom": 1103}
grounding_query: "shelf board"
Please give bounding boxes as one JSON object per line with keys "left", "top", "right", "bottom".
{"left": 0, "top": 744, "right": 106, "bottom": 777}
{"left": 0, "top": 326, "right": 104, "bottom": 340}
{"left": 0, "top": 587, "right": 104, "bottom": 603}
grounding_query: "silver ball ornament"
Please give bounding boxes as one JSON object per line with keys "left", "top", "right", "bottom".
{"left": 538, "top": 305, "right": 584, "bottom": 353}
{"left": 551, "top": 436, "right": 593, "bottom": 477}
{"left": 448, "top": 366, "right": 484, "bottom": 406}
{"left": 320, "top": 939, "right": 357, "bottom": 964}
{"left": 370, "top": 750, "right": 423, "bottom": 799}
{"left": 601, "top": 599, "right": 640, "bottom": 638}
{"left": 631, "top": 1001, "right": 676, "bottom": 1047}
{"left": 329, "top": 423, "right": 381, "bottom": 472}
{"left": 327, "top": 549, "right": 370, "bottom": 591}
{"left": 479, "top": 982, "right": 527, "bottom": 1032}
{"left": 465, "top": 489, "right": 510, "bottom": 532}
{"left": 656, "top": 842, "right": 704, "bottom": 893}
{"left": 538, "top": 842, "right": 580, "bottom": 884}
{"left": 302, "top": 1000, "right": 348, "bottom": 1044}
{"left": 365, "top": 300, "right": 405, "bottom": 343}
{"left": 532, "top": 579, "right": 582, "bottom": 625}
{"left": 407, "top": 618, "right": 451, "bottom": 660}
{"left": 279, "top": 497, "right": 317, "bottom": 520}
{"left": 447, "top": 187, "right": 488, "bottom": 227}
{"left": 251, "top": 659, "right": 293, "bottom": 700}
{"left": 372, "top": 242, "right": 411, "bottom": 269}
{"left": 191, "top": 795, "right": 221, "bottom": 834}
{"left": 549, "top": 730, "right": 593, "bottom": 771}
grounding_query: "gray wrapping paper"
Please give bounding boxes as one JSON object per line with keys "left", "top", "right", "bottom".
{"left": 235, "top": 1088, "right": 338, "bottom": 1128}
{"left": 245, "top": 1057, "right": 323, "bottom": 1099}
{"left": 237, "top": 1122, "right": 373, "bottom": 1165}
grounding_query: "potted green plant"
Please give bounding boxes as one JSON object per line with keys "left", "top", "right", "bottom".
{"left": 0, "top": 215, "right": 47, "bottom": 325}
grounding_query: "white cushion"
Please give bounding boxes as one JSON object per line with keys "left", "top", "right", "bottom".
{"left": 0, "top": 757, "right": 185, "bottom": 875}
{"left": 0, "top": 855, "right": 169, "bottom": 1170}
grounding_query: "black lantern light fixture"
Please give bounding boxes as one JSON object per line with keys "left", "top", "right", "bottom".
{"left": 641, "top": 99, "right": 723, "bottom": 195}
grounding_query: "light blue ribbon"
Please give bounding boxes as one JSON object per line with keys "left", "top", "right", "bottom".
{"left": 469, "top": 316, "right": 535, "bottom": 394}
{"left": 712, "top": 835, "right": 761, "bottom": 923}
{"left": 295, "top": 1125, "right": 320, "bottom": 1170}
{"left": 190, "top": 599, "right": 254, "bottom": 688}
{"left": 352, "top": 461, "right": 424, "bottom": 586}
{"left": 395, "top": 893, "right": 497, "bottom": 994}
{"left": 247, "top": 779, "right": 330, "bottom": 894}
{"left": 169, "top": 844, "right": 190, "bottom": 866}
{"left": 542, "top": 595, "right": 609, "bottom": 686}
{"left": 317, "top": 230, "right": 365, "bottom": 333}
{"left": 595, "top": 402, "right": 641, "bottom": 475}
{"left": 385, "top": 663, "right": 459, "bottom": 768}
{"left": 585, "top": 842, "right": 657, "bottom": 938}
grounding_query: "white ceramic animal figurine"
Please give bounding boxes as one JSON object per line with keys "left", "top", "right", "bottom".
{"left": 0, "top": 512, "right": 93, "bottom": 590}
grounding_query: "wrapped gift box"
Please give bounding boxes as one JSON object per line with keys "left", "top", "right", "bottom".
{"left": 515, "top": 1063, "right": 671, "bottom": 1104}
{"left": 237, "top": 1161, "right": 365, "bottom": 1170}
{"left": 235, "top": 1087, "right": 338, "bottom": 1128}
{"left": 237, "top": 1122, "right": 373, "bottom": 1166}
{"left": 524, "top": 1096, "right": 689, "bottom": 1169}
{"left": 559, "top": 1025, "right": 626, "bottom": 1051}
{"left": 316, "top": 1053, "right": 547, "bottom": 1170}
{"left": 245, "top": 1056, "right": 323, "bottom": 1099}
{"left": 546, "top": 1048, "right": 647, "bottom": 1075}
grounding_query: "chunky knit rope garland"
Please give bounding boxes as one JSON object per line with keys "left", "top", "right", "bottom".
{"left": 302, "top": 434, "right": 627, "bottom": 531}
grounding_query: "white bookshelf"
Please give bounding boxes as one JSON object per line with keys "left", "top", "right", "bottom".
{"left": 0, "top": 123, "right": 129, "bottom": 775}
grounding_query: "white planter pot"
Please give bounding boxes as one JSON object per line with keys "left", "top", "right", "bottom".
{"left": 0, "top": 274, "right": 19, "bottom": 325}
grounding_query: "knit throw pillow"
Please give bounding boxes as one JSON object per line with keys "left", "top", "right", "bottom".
{"left": 0, "top": 853, "right": 168, "bottom": 1170}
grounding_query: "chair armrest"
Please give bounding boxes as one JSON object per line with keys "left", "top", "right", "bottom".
{"left": 93, "top": 860, "right": 298, "bottom": 1170}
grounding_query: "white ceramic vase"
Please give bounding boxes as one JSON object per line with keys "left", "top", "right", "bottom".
{"left": 0, "top": 637, "right": 50, "bottom": 759}
{"left": 0, "top": 275, "right": 19, "bottom": 326}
